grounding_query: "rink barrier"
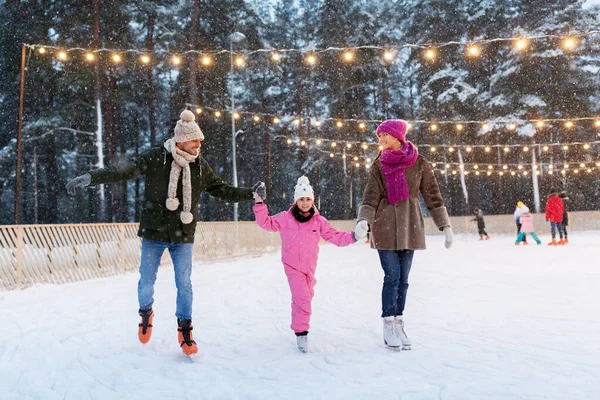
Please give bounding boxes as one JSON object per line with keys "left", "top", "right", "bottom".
{"left": 1, "top": 212, "right": 598, "bottom": 290}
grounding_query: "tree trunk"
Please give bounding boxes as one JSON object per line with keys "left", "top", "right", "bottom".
{"left": 134, "top": 109, "right": 141, "bottom": 221}
{"left": 146, "top": 10, "right": 156, "bottom": 145}
{"left": 93, "top": 0, "right": 106, "bottom": 221}
{"left": 189, "top": 0, "right": 201, "bottom": 106}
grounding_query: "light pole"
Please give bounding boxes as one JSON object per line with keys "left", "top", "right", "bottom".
{"left": 230, "top": 31, "right": 246, "bottom": 221}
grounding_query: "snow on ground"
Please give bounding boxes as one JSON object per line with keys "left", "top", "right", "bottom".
{"left": 1, "top": 232, "right": 599, "bottom": 400}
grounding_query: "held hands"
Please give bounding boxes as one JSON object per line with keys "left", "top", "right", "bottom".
{"left": 443, "top": 226, "right": 454, "bottom": 249}
{"left": 252, "top": 181, "right": 267, "bottom": 202}
{"left": 66, "top": 173, "right": 92, "bottom": 195}
{"left": 354, "top": 220, "right": 369, "bottom": 239}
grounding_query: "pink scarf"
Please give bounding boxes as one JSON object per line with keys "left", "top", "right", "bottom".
{"left": 380, "top": 141, "right": 419, "bottom": 204}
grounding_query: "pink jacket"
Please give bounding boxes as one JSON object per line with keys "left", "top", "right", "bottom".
{"left": 519, "top": 212, "right": 535, "bottom": 233}
{"left": 253, "top": 203, "right": 356, "bottom": 273}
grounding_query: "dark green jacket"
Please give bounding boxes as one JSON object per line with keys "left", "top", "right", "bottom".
{"left": 89, "top": 141, "right": 253, "bottom": 243}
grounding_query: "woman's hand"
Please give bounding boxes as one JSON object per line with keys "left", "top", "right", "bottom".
{"left": 354, "top": 220, "right": 369, "bottom": 239}
{"left": 443, "top": 227, "right": 453, "bottom": 249}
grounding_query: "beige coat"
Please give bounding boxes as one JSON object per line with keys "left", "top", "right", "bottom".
{"left": 357, "top": 155, "right": 451, "bottom": 250}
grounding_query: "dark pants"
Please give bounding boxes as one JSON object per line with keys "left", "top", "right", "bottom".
{"left": 377, "top": 249, "right": 415, "bottom": 318}
{"left": 516, "top": 222, "right": 527, "bottom": 242}
{"left": 563, "top": 225, "right": 568, "bottom": 238}
{"left": 551, "top": 222, "right": 564, "bottom": 239}
{"left": 478, "top": 228, "right": 488, "bottom": 236}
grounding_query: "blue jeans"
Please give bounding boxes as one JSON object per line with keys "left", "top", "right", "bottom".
{"left": 138, "top": 238, "right": 194, "bottom": 320}
{"left": 550, "top": 222, "right": 564, "bottom": 239}
{"left": 377, "top": 250, "right": 415, "bottom": 318}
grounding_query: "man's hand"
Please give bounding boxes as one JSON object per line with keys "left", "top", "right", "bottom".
{"left": 66, "top": 173, "right": 92, "bottom": 195}
{"left": 252, "top": 181, "right": 266, "bottom": 202}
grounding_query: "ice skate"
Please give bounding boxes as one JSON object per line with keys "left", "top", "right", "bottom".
{"left": 177, "top": 319, "right": 198, "bottom": 356}
{"left": 395, "top": 316, "right": 411, "bottom": 350}
{"left": 383, "top": 317, "right": 401, "bottom": 349}
{"left": 138, "top": 308, "right": 154, "bottom": 344}
{"left": 296, "top": 332, "right": 308, "bottom": 353}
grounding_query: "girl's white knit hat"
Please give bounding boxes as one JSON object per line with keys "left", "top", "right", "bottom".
{"left": 294, "top": 176, "right": 314, "bottom": 201}
{"left": 174, "top": 110, "right": 204, "bottom": 142}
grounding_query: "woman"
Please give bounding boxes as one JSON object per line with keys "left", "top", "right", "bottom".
{"left": 355, "top": 119, "right": 453, "bottom": 350}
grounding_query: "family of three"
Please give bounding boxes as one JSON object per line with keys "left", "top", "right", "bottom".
{"left": 66, "top": 113, "right": 452, "bottom": 355}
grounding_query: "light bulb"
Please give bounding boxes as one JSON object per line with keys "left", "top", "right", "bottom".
{"left": 515, "top": 38, "right": 528, "bottom": 50}
{"left": 201, "top": 55, "right": 212, "bottom": 66}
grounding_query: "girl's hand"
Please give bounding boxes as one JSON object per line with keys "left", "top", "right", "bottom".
{"left": 252, "top": 181, "right": 266, "bottom": 202}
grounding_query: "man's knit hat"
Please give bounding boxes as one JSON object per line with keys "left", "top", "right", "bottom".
{"left": 174, "top": 110, "right": 204, "bottom": 143}
{"left": 375, "top": 119, "right": 408, "bottom": 142}
{"left": 294, "top": 176, "right": 315, "bottom": 202}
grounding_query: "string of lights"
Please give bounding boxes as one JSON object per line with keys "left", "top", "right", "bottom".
{"left": 184, "top": 103, "right": 600, "bottom": 134}
{"left": 250, "top": 130, "right": 600, "bottom": 153}
{"left": 267, "top": 133, "right": 600, "bottom": 174}
{"left": 26, "top": 30, "right": 600, "bottom": 66}
{"left": 433, "top": 167, "right": 600, "bottom": 176}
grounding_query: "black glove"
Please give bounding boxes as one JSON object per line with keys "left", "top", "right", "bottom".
{"left": 252, "top": 181, "right": 267, "bottom": 201}
{"left": 66, "top": 173, "right": 92, "bottom": 195}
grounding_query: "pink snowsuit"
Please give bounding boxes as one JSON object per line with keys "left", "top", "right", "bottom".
{"left": 253, "top": 203, "right": 356, "bottom": 332}
{"left": 519, "top": 212, "right": 535, "bottom": 233}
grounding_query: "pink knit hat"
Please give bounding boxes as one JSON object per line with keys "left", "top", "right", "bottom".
{"left": 376, "top": 119, "right": 408, "bottom": 142}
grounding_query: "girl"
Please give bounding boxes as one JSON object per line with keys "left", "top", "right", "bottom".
{"left": 252, "top": 176, "right": 365, "bottom": 352}
{"left": 356, "top": 119, "right": 452, "bottom": 350}
{"left": 515, "top": 210, "right": 541, "bottom": 245}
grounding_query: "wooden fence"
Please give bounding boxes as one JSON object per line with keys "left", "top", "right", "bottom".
{"left": 1, "top": 212, "right": 598, "bottom": 291}
{"left": 0, "top": 220, "right": 353, "bottom": 291}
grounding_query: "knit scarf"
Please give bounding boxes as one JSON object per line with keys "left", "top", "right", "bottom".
{"left": 164, "top": 138, "right": 199, "bottom": 224}
{"left": 291, "top": 205, "right": 315, "bottom": 223}
{"left": 380, "top": 141, "right": 419, "bottom": 205}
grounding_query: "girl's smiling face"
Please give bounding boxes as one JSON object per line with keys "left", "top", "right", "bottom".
{"left": 296, "top": 197, "right": 314, "bottom": 212}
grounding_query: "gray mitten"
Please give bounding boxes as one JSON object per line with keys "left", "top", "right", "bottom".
{"left": 252, "top": 181, "right": 266, "bottom": 202}
{"left": 66, "top": 173, "right": 92, "bottom": 195}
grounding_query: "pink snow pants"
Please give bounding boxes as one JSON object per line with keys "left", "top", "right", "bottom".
{"left": 284, "top": 264, "right": 317, "bottom": 333}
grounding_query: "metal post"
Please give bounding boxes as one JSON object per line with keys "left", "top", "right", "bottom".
{"left": 16, "top": 226, "right": 24, "bottom": 288}
{"left": 230, "top": 38, "right": 238, "bottom": 221}
{"left": 532, "top": 149, "right": 540, "bottom": 213}
{"left": 229, "top": 32, "right": 246, "bottom": 221}
{"left": 15, "top": 44, "right": 26, "bottom": 224}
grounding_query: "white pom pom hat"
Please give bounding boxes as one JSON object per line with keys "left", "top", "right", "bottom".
{"left": 174, "top": 109, "right": 204, "bottom": 142}
{"left": 294, "top": 176, "right": 315, "bottom": 202}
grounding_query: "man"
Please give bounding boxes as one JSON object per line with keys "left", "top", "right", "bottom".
{"left": 545, "top": 188, "right": 565, "bottom": 246}
{"left": 66, "top": 110, "right": 265, "bottom": 356}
